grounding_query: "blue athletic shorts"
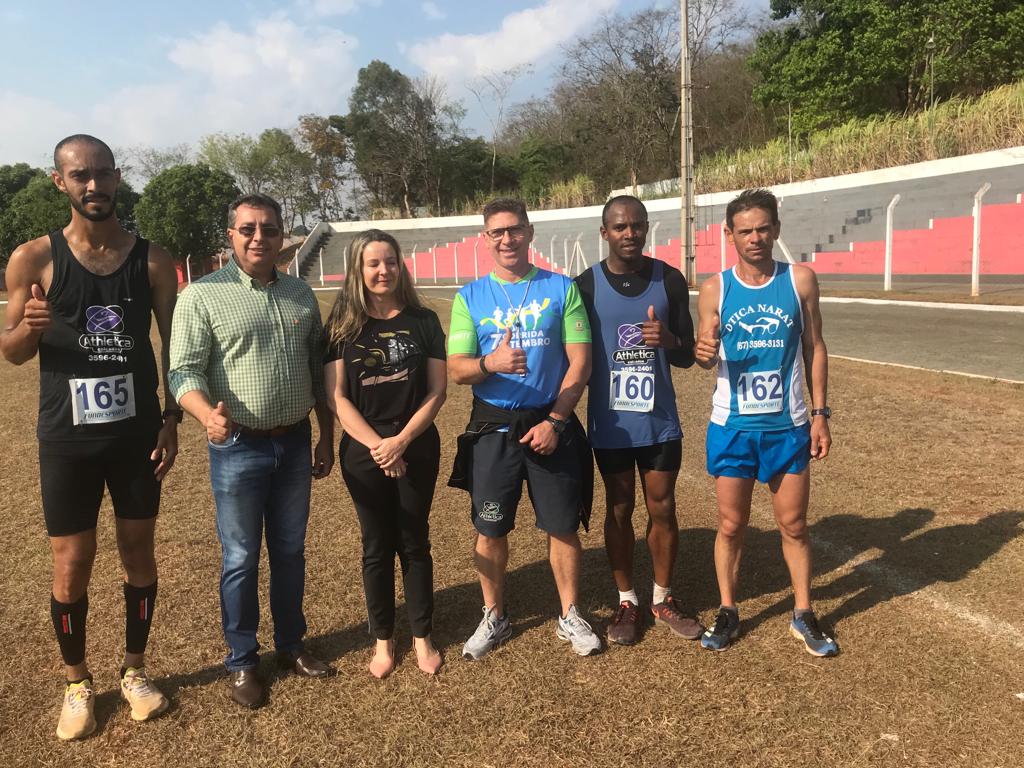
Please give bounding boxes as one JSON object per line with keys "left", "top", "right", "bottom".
{"left": 705, "top": 422, "right": 811, "bottom": 483}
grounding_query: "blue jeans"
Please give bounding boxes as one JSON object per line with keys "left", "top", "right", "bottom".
{"left": 208, "top": 421, "right": 312, "bottom": 671}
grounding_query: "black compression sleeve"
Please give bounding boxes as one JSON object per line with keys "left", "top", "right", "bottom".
{"left": 574, "top": 268, "right": 597, "bottom": 320}
{"left": 663, "top": 266, "right": 696, "bottom": 368}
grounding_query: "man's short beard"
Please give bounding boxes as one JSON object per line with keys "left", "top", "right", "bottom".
{"left": 70, "top": 194, "right": 115, "bottom": 222}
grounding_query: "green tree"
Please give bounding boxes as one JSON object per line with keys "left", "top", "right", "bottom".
{"left": 0, "top": 163, "right": 42, "bottom": 212}
{"left": 341, "top": 61, "right": 463, "bottom": 217}
{"left": 135, "top": 164, "right": 239, "bottom": 269}
{"left": 198, "top": 133, "right": 272, "bottom": 193}
{"left": 297, "top": 114, "right": 349, "bottom": 221}
{"left": 751, "top": 0, "right": 1024, "bottom": 133}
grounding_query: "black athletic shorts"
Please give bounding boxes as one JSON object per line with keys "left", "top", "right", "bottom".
{"left": 470, "top": 429, "right": 582, "bottom": 537}
{"left": 592, "top": 438, "right": 682, "bottom": 476}
{"left": 39, "top": 431, "right": 161, "bottom": 537}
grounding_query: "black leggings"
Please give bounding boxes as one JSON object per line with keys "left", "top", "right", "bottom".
{"left": 340, "top": 425, "right": 439, "bottom": 639}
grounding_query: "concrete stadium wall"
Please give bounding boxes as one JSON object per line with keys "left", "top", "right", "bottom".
{"left": 296, "top": 147, "right": 1024, "bottom": 284}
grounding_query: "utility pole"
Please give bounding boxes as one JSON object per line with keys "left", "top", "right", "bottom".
{"left": 680, "top": 0, "right": 696, "bottom": 284}
{"left": 925, "top": 35, "right": 936, "bottom": 109}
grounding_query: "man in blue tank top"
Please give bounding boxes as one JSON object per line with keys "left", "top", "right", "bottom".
{"left": 576, "top": 196, "right": 702, "bottom": 646}
{"left": 694, "top": 188, "right": 838, "bottom": 656}
{"left": 1, "top": 135, "right": 179, "bottom": 739}
{"left": 448, "top": 198, "right": 601, "bottom": 659}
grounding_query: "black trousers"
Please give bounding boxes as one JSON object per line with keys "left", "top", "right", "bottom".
{"left": 340, "top": 425, "right": 440, "bottom": 639}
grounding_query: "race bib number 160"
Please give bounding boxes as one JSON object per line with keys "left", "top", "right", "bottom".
{"left": 609, "top": 370, "right": 655, "bottom": 413}
{"left": 69, "top": 373, "right": 136, "bottom": 426}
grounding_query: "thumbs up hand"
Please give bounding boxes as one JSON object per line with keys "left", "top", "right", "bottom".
{"left": 485, "top": 325, "right": 528, "bottom": 375}
{"left": 695, "top": 317, "right": 721, "bottom": 367}
{"left": 641, "top": 304, "right": 675, "bottom": 349}
{"left": 206, "top": 400, "right": 234, "bottom": 444}
{"left": 22, "top": 282, "right": 52, "bottom": 333}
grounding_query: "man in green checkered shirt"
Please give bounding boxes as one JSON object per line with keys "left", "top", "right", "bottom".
{"left": 169, "top": 193, "right": 335, "bottom": 709}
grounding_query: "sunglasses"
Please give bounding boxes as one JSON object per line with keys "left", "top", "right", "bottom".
{"left": 232, "top": 223, "right": 282, "bottom": 238}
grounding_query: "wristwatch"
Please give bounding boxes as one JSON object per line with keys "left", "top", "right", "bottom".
{"left": 162, "top": 408, "right": 184, "bottom": 423}
{"left": 545, "top": 416, "right": 567, "bottom": 434}
{"left": 810, "top": 407, "right": 831, "bottom": 419}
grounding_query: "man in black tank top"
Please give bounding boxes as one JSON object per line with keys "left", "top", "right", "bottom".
{"left": 0, "top": 135, "right": 180, "bottom": 740}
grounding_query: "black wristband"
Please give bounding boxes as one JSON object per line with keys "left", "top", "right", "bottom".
{"left": 162, "top": 409, "right": 183, "bottom": 423}
{"left": 479, "top": 355, "right": 490, "bottom": 376}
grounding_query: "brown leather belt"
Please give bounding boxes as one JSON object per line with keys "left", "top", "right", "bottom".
{"left": 235, "top": 418, "right": 307, "bottom": 439}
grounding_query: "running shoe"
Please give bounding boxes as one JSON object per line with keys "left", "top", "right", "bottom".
{"left": 556, "top": 604, "right": 602, "bottom": 656}
{"left": 56, "top": 678, "right": 96, "bottom": 741}
{"left": 790, "top": 610, "right": 839, "bottom": 657}
{"left": 700, "top": 606, "right": 740, "bottom": 651}
{"left": 462, "top": 606, "right": 512, "bottom": 660}
{"left": 651, "top": 596, "right": 704, "bottom": 640}
{"left": 607, "top": 600, "right": 641, "bottom": 646}
{"left": 120, "top": 667, "right": 170, "bottom": 721}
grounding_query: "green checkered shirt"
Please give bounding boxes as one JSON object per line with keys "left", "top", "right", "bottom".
{"left": 169, "top": 258, "right": 326, "bottom": 430}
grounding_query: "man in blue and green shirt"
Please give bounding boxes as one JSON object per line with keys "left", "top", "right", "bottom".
{"left": 447, "top": 198, "right": 601, "bottom": 659}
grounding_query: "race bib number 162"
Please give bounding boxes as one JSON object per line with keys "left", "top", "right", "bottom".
{"left": 736, "top": 370, "right": 783, "bottom": 415}
{"left": 69, "top": 373, "right": 136, "bottom": 426}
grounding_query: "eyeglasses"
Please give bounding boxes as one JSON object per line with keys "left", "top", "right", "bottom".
{"left": 484, "top": 225, "right": 530, "bottom": 242}
{"left": 232, "top": 223, "right": 282, "bottom": 238}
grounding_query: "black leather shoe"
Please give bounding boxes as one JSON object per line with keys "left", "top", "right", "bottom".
{"left": 228, "top": 669, "right": 266, "bottom": 709}
{"left": 277, "top": 650, "right": 333, "bottom": 678}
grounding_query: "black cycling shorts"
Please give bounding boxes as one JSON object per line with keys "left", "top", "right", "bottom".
{"left": 592, "top": 438, "right": 682, "bottom": 476}
{"left": 39, "top": 432, "right": 161, "bottom": 537}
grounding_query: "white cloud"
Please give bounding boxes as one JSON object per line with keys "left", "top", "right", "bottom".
{"left": 421, "top": 2, "right": 445, "bottom": 20}
{"left": 406, "top": 0, "right": 617, "bottom": 83}
{"left": 0, "top": 15, "right": 360, "bottom": 167}
{"left": 297, "top": 0, "right": 381, "bottom": 17}
{"left": 0, "top": 91, "right": 80, "bottom": 167}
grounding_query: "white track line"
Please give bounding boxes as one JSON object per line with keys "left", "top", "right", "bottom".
{"left": 821, "top": 296, "right": 1024, "bottom": 313}
{"left": 831, "top": 354, "right": 1024, "bottom": 385}
{"left": 816, "top": 538, "right": 1024, "bottom": 651}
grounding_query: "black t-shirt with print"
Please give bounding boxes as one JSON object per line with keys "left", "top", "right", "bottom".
{"left": 325, "top": 306, "right": 446, "bottom": 424}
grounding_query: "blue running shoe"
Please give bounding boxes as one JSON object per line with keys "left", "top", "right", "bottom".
{"left": 700, "top": 606, "right": 740, "bottom": 651}
{"left": 790, "top": 610, "right": 839, "bottom": 657}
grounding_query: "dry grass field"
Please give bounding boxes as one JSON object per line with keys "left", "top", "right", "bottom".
{"left": 1, "top": 295, "right": 1023, "bottom": 767}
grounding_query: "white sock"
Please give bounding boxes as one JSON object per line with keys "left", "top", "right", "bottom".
{"left": 618, "top": 589, "right": 639, "bottom": 606}
{"left": 652, "top": 582, "right": 672, "bottom": 605}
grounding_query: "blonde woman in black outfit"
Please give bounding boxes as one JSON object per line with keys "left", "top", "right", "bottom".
{"left": 324, "top": 230, "right": 447, "bottom": 677}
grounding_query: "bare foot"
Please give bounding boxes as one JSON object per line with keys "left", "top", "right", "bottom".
{"left": 369, "top": 639, "right": 394, "bottom": 679}
{"left": 414, "top": 636, "right": 442, "bottom": 675}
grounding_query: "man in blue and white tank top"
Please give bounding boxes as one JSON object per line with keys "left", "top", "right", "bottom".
{"left": 694, "top": 188, "right": 839, "bottom": 657}
{"left": 576, "top": 196, "right": 703, "bottom": 646}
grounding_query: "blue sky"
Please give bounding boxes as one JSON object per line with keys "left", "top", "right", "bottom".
{"left": 0, "top": 0, "right": 768, "bottom": 172}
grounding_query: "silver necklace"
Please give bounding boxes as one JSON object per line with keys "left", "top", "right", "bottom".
{"left": 496, "top": 271, "right": 535, "bottom": 329}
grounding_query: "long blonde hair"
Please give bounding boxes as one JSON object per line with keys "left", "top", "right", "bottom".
{"left": 324, "top": 229, "right": 422, "bottom": 347}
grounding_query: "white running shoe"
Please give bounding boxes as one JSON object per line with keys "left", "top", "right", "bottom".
{"left": 462, "top": 606, "right": 512, "bottom": 660}
{"left": 120, "top": 667, "right": 170, "bottom": 721}
{"left": 56, "top": 679, "right": 96, "bottom": 740}
{"left": 556, "top": 604, "right": 602, "bottom": 656}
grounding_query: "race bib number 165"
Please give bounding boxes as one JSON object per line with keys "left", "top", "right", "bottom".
{"left": 69, "top": 373, "right": 136, "bottom": 426}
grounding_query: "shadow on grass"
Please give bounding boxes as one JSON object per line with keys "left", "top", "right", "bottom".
{"left": 151, "top": 507, "right": 1022, "bottom": 701}
{"left": 722, "top": 508, "right": 1024, "bottom": 635}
